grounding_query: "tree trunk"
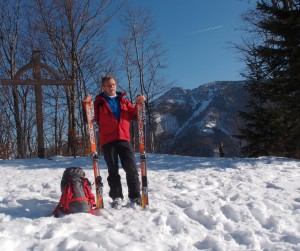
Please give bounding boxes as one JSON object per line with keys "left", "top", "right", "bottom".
{"left": 11, "top": 87, "right": 24, "bottom": 158}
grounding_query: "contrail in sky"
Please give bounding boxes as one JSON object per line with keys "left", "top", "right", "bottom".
{"left": 190, "top": 25, "right": 223, "bottom": 34}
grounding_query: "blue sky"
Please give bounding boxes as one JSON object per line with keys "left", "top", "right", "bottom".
{"left": 115, "top": 0, "right": 255, "bottom": 90}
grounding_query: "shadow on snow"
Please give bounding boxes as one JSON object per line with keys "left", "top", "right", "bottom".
{"left": 0, "top": 199, "right": 56, "bottom": 219}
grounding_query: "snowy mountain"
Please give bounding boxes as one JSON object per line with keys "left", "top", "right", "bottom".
{"left": 1, "top": 154, "right": 300, "bottom": 250}
{"left": 152, "top": 81, "right": 248, "bottom": 157}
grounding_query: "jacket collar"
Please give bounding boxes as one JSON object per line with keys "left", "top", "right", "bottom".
{"left": 100, "top": 91, "right": 126, "bottom": 99}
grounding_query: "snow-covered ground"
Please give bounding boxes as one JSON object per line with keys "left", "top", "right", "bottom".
{"left": 0, "top": 154, "right": 300, "bottom": 251}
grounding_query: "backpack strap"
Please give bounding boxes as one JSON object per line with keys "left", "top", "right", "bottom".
{"left": 53, "top": 181, "right": 73, "bottom": 217}
{"left": 83, "top": 178, "right": 96, "bottom": 209}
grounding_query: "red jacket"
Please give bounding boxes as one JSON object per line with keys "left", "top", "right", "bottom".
{"left": 94, "top": 92, "right": 138, "bottom": 146}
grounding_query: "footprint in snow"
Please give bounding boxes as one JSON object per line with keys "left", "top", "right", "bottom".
{"left": 183, "top": 208, "right": 217, "bottom": 230}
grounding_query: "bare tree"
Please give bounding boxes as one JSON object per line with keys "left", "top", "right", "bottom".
{"left": 118, "top": 6, "right": 172, "bottom": 152}
{"left": 0, "top": 0, "right": 37, "bottom": 158}
{"left": 0, "top": 0, "right": 124, "bottom": 159}
{"left": 0, "top": 100, "right": 14, "bottom": 159}
{"left": 31, "top": 0, "right": 123, "bottom": 156}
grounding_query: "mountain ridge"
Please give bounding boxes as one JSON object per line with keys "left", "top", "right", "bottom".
{"left": 152, "top": 81, "right": 248, "bottom": 157}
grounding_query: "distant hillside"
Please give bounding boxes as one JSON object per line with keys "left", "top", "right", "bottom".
{"left": 152, "top": 81, "right": 249, "bottom": 157}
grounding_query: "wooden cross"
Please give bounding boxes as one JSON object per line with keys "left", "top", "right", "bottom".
{"left": 0, "top": 51, "right": 74, "bottom": 158}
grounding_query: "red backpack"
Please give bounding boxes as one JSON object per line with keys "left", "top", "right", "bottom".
{"left": 53, "top": 167, "right": 96, "bottom": 217}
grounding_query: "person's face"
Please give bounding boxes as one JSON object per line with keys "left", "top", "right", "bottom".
{"left": 102, "top": 78, "right": 117, "bottom": 96}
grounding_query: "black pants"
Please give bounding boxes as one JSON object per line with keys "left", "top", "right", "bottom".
{"left": 102, "top": 140, "right": 140, "bottom": 200}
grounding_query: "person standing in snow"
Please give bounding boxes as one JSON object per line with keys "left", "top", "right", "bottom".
{"left": 94, "top": 75, "right": 145, "bottom": 209}
{"left": 219, "top": 142, "right": 225, "bottom": 157}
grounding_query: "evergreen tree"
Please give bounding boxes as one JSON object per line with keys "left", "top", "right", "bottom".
{"left": 237, "top": 0, "right": 300, "bottom": 157}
